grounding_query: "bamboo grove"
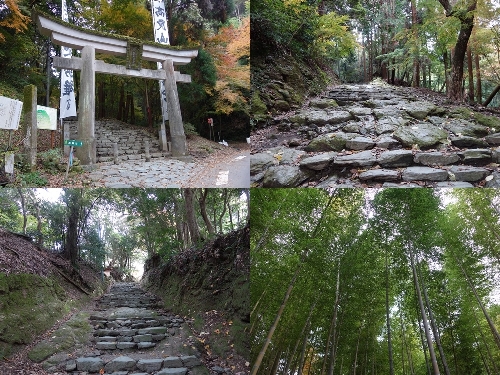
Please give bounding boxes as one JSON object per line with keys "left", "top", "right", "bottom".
{"left": 251, "top": 189, "right": 500, "bottom": 375}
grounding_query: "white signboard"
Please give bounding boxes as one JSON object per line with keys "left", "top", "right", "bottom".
{"left": 59, "top": 0, "right": 77, "bottom": 119}
{"left": 0, "top": 95, "right": 23, "bottom": 130}
{"left": 37, "top": 105, "right": 58, "bottom": 130}
{"left": 152, "top": 0, "right": 170, "bottom": 120}
{"left": 5, "top": 153, "right": 14, "bottom": 174}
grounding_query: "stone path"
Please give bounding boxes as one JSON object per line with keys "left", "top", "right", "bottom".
{"left": 86, "top": 159, "right": 197, "bottom": 188}
{"left": 35, "top": 283, "right": 208, "bottom": 375}
{"left": 65, "top": 119, "right": 249, "bottom": 188}
{"left": 251, "top": 81, "right": 500, "bottom": 187}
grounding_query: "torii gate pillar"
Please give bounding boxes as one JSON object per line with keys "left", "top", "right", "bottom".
{"left": 163, "top": 58, "right": 186, "bottom": 157}
{"left": 76, "top": 45, "right": 96, "bottom": 165}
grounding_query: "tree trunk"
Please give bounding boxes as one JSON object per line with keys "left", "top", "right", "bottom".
{"left": 251, "top": 265, "right": 302, "bottom": 375}
{"left": 34, "top": 202, "right": 43, "bottom": 247}
{"left": 483, "top": 84, "right": 500, "bottom": 107}
{"left": 438, "top": 0, "right": 477, "bottom": 101}
{"left": 409, "top": 247, "right": 441, "bottom": 375}
{"left": 269, "top": 347, "right": 282, "bottom": 375}
{"left": 17, "top": 188, "right": 27, "bottom": 235}
{"left": 475, "top": 53, "right": 482, "bottom": 103}
{"left": 385, "top": 250, "right": 394, "bottom": 375}
{"left": 419, "top": 265, "right": 451, "bottom": 375}
{"left": 417, "top": 309, "right": 432, "bottom": 375}
{"left": 472, "top": 307, "right": 500, "bottom": 374}
{"left": 218, "top": 189, "right": 228, "bottom": 232}
{"left": 453, "top": 253, "right": 500, "bottom": 350}
{"left": 198, "top": 189, "right": 215, "bottom": 235}
{"left": 443, "top": 52, "right": 449, "bottom": 94}
{"left": 173, "top": 196, "right": 185, "bottom": 249}
{"left": 118, "top": 85, "right": 125, "bottom": 121}
{"left": 327, "top": 266, "right": 341, "bottom": 375}
{"left": 297, "top": 319, "right": 311, "bottom": 375}
{"left": 411, "top": 0, "right": 420, "bottom": 88}
{"left": 184, "top": 188, "right": 201, "bottom": 244}
{"left": 353, "top": 325, "right": 362, "bottom": 375}
{"left": 467, "top": 46, "right": 474, "bottom": 102}
{"left": 65, "top": 190, "right": 80, "bottom": 266}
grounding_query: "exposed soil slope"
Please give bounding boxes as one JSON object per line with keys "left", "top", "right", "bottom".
{"left": 142, "top": 226, "right": 250, "bottom": 375}
{"left": 0, "top": 228, "right": 107, "bottom": 361}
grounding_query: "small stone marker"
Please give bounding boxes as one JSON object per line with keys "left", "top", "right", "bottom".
{"left": 23, "top": 85, "right": 38, "bottom": 171}
{"left": 5, "top": 153, "right": 14, "bottom": 174}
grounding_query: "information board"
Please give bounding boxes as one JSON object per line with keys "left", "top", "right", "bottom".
{"left": 0, "top": 96, "right": 23, "bottom": 130}
{"left": 37, "top": 105, "right": 58, "bottom": 130}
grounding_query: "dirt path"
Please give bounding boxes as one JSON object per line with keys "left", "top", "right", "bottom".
{"left": 15, "top": 283, "right": 210, "bottom": 375}
{"left": 186, "top": 143, "right": 250, "bottom": 187}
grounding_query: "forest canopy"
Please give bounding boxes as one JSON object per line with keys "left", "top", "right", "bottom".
{"left": 251, "top": 188, "right": 500, "bottom": 375}
{"left": 0, "top": 188, "right": 249, "bottom": 279}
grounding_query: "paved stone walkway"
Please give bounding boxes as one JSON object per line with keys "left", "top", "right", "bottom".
{"left": 34, "top": 283, "right": 208, "bottom": 375}
{"left": 86, "top": 158, "right": 197, "bottom": 188}
{"left": 66, "top": 119, "right": 250, "bottom": 188}
{"left": 251, "top": 81, "right": 500, "bottom": 187}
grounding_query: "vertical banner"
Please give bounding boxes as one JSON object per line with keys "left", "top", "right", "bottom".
{"left": 59, "top": 0, "right": 77, "bottom": 118}
{"left": 151, "top": 0, "right": 170, "bottom": 121}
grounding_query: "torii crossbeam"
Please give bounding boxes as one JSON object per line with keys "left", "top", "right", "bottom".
{"left": 35, "top": 9, "right": 199, "bottom": 164}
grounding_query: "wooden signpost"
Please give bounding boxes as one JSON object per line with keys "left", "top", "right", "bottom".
{"left": 64, "top": 139, "right": 83, "bottom": 179}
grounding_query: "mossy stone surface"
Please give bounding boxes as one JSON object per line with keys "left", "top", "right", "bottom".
{"left": 28, "top": 311, "right": 92, "bottom": 363}
{"left": 251, "top": 91, "right": 268, "bottom": 115}
{"left": 0, "top": 273, "right": 80, "bottom": 359}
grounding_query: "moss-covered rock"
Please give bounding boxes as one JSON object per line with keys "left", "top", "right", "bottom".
{"left": 28, "top": 311, "right": 92, "bottom": 363}
{"left": 251, "top": 91, "right": 268, "bottom": 116}
{"left": 474, "top": 113, "right": 500, "bottom": 129}
{"left": 0, "top": 273, "right": 84, "bottom": 359}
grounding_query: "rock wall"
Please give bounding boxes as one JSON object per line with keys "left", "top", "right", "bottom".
{"left": 251, "top": 52, "right": 338, "bottom": 126}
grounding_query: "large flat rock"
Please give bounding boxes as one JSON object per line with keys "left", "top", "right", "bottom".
{"left": 448, "top": 166, "right": 490, "bottom": 182}
{"left": 262, "top": 166, "right": 312, "bottom": 187}
{"left": 305, "top": 132, "right": 357, "bottom": 152}
{"left": 334, "top": 150, "right": 377, "bottom": 167}
{"left": 414, "top": 152, "right": 460, "bottom": 166}
{"left": 359, "top": 169, "right": 400, "bottom": 181}
{"left": 378, "top": 150, "right": 414, "bottom": 167}
{"left": 300, "top": 152, "right": 337, "bottom": 170}
{"left": 402, "top": 167, "right": 448, "bottom": 181}
{"left": 393, "top": 123, "right": 448, "bottom": 148}
{"left": 76, "top": 357, "right": 104, "bottom": 372}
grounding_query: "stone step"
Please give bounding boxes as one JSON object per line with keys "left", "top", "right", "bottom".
{"left": 73, "top": 355, "right": 200, "bottom": 374}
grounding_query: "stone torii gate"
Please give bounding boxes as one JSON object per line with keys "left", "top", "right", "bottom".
{"left": 35, "top": 10, "right": 198, "bottom": 165}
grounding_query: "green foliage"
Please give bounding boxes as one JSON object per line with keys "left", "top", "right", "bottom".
{"left": 38, "top": 148, "right": 62, "bottom": 174}
{"left": 183, "top": 122, "right": 199, "bottom": 136}
{"left": 312, "top": 12, "right": 357, "bottom": 59}
{"left": 18, "top": 172, "right": 48, "bottom": 187}
{"left": 252, "top": 189, "right": 500, "bottom": 375}
{"left": 178, "top": 48, "right": 217, "bottom": 127}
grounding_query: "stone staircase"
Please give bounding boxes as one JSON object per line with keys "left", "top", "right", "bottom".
{"left": 67, "top": 119, "right": 168, "bottom": 163}
{"left": 63, "top": 282, "right": 205, "bottom": 375}
{"left": 251, "top": 82, "right": 500, "bottom": 187}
